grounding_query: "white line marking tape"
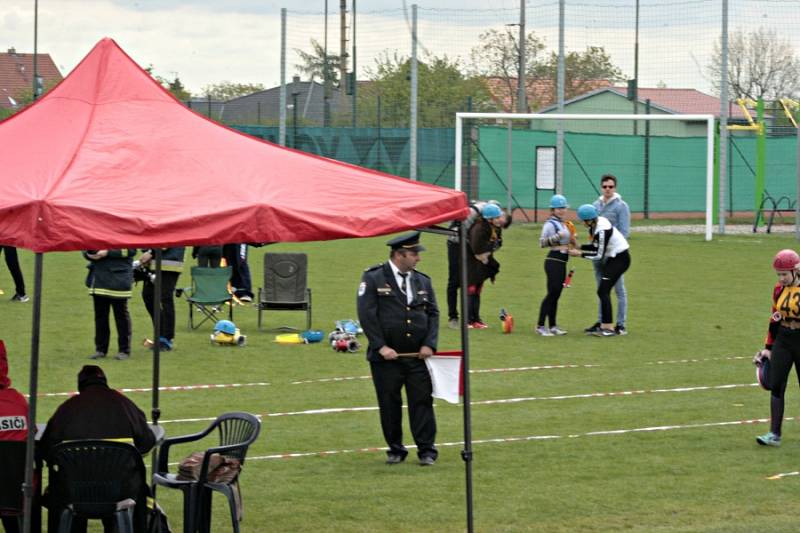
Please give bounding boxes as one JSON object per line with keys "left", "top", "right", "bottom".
{"left": 647, "top": 356, "right": 748, "bottom": 365}
{"left": 202, "top": 416, "right": 791, "bottom": 464}
{"left": 157, "top": 382, "right": 758, "bottom": 424}
{"left": 38, "top": 382, "right": 271, "bottom": 398}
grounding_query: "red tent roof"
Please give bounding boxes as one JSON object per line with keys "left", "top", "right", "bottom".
{"left": 0, "top": 39, "right": 468, "bottom": 252}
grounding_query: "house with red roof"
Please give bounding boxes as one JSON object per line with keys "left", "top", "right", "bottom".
{"left": 0, "top": 47, "right": 63, "bottom": 109}
{"left": 535, "top": 86, "right": 756, "bottom": 136}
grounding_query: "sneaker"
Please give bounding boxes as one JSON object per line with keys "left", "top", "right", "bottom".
{"left": 584, "top": 322, "right": 601, "bottom": 334}
{"left": 549, "top": 326, "right": 567, "bottom": 336}
{"left": 468, "top": 321, "right": 489, "bottom": 329}
{"left": 615, "top": 325, "right": 628, "bottom": 336}
{"left": 756, "top": 432, "right": 781, "bottom": 447}
{"left": 385, "top": 453, "right": 406, "bottom": 465}
{"left": 447, "top": 318, "right": 459, "bottom": 330}
{"left": 158, "top": 337, "right": 173, "bottom": 351}
{"left": 114, "top": 352, "right": 130, "bottom": 360}
{"left": 11, "top": 294, "right": 29, "bottom": 303}
{"left": 88, "top": 351, "right": 106, "bottom": 360}
{"left": 419, "top": 455, "right": 436, "bottom": 466}
{"left": 238, "top": 295, "right": 253, "bottom": 303}
{"left": 592, "top": 328, "right": 617, "bottom": 337}
{"left": 535, "top": 326, "right": 554, "bottom": 337}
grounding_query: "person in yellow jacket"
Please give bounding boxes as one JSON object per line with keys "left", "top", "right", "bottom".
{"left": 84, "top": 249, "right": 136, "bottom": 360}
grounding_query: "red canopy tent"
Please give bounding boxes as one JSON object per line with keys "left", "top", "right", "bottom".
{"left": 0, "top": 39, "right": 476, "bottom": 532}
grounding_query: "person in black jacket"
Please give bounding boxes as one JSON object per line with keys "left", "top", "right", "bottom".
{"left": 356, "top": 232, "right": 439, "bottom": 466}
{"left": 0, "top": 246, "right": 28, "bottom": 302}
{"left": 84, "top": 249, "right": 136, "bottom": 360}
{"left": 138, "top": 247, "right": 185, "bottom": 351}
{"left": 39, "top": 365, "right": 154, "bottom": 533}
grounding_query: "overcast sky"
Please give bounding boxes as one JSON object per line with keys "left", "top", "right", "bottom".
{"left": 4, "top": 0, "right": 529, "bottom": 94}
{"left": 4, "top": 1, "right": 795, "bottom": 96}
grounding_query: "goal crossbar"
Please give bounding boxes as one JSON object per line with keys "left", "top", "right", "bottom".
{"left": 454, "top": 112, "right": 716, "bottom": 241}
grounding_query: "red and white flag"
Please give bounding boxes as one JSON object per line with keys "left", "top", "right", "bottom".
{"left": 425, "top": 352, "right": 463, "bottom": 404}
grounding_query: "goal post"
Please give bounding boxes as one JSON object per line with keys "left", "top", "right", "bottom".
{"left": 454, "top": 112, "right": 716, "bottom": 241}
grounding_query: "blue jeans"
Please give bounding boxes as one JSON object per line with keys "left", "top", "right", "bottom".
{"left": 593, "top": 260, "right": 627, "bottom": 326}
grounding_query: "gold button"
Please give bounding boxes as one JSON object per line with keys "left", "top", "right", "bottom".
{"left": 406, "top": 307, "right": 410, "bottom": 311}
{"left": 406, "top": 333, "right": 411, "bottom": 337}
{"left": 406, "top": 320, "right": 411, "bottom": 324}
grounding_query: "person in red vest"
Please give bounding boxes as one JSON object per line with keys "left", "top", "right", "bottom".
{"left": 0, "top": 340, "right": 30, "bottom": 533}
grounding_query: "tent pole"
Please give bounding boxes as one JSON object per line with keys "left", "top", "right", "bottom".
{"left": 152, "top": 250, "right": 162, "bottom": 426}
{"left": 22, "top": 253, "right": 43, "bottom": 533}
{"left": 458, "top": 222, "right": 475, "bottom": 533}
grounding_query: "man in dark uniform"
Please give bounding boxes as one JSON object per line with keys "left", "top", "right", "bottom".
{"left": 39, "top": 365, "right": 154, "bottom": 532}
{"left": 356, "top": 232, "right": 439, "bottom": 466}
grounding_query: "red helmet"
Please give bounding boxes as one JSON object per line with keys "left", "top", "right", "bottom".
{"left": 772, "top": 249, "right": 800, "bottom": 271}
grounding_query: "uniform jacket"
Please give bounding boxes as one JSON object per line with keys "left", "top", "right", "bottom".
{"left": 83, "top": 249, "right": 136, "bottom": 298}
{"left": 144, "top": 247, "right": 186, "bottom": 273}
{"left": 466, "top": 217, "right": 501, "bottom": 287}
{"left": 357, "top": 262, "right": 439, "bottom": 362}
{"left": 39, "top": 383, "right": 155, "bottom": 459}
{"left": 0, "top": 388, "right": 28, "bottom": 443}
{"left": 593, "top": 193, "right": 631, "bottom": 238}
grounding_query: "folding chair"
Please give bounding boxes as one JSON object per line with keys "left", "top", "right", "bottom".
{"left": 185, "top": 266, "right": 233, "bottom": 330}
{"left": 153, "top": 412, "right": 261, "bottom": 533}
{"left": 258, "top": 253, "right": 312, "bottom": 331}
{"left": 46, "top": 440, "right": 147, "bottom": 533}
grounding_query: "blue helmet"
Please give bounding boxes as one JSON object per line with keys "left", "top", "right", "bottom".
{"left": 549, "top": 194, "right": 568, "bottom": 209}
{"left": 577, "top": 204, "right": 598, "bottom": 221}
{"left": 214, "top": 320, "right": 236, "bottom": 335}
{"left": 482, "top": 203, "right": 502, "bottom": 220}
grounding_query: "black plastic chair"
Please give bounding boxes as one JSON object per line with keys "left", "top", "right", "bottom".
{"left": 0, "top": 441, "right": 26, "bottom": 532}
{"left": 46, "top": 440, "right": 146, "bottom": 533}
{"left": 258, "top": 253, "right": 312, "bottom": 331}
{"left": 153, "top": 412, "right": 261, "bottom": 533}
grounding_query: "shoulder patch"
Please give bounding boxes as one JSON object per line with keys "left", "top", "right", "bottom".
{"left": 413, "top": 269, "right": 431, "bottom": 280}
{"left": 358, "top": 282, "right": 367, "bottom": 297}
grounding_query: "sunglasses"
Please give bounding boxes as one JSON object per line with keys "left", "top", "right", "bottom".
{"left": 601, "top": 185, "right": 615, "bottom": 189}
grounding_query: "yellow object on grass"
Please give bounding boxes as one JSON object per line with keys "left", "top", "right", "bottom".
{"left": 274, "top": 333, "right": 305, "bottom": 344}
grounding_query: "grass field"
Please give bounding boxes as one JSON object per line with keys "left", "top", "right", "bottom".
{"left": 2, "top": 224, "right": 799, "bottom": 532}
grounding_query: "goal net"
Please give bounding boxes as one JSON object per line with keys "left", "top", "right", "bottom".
{"left": 454, "top": 112, "right": 715, "bottom": 240}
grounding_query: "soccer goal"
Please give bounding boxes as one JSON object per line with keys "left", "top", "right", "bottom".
{"left": 454, "top": 112, "right": 716, "bottom": 241}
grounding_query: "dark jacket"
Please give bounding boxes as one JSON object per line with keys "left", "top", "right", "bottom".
{"left": 143, "top": 247, "right": 186, "bottom": 274}
{"left": 356, "top": 262, "right": 439, "bottom": 362}
{"left": 466, "top": 217, "right": 501, "bottom": 287}
{"left": 83, "top": 249, "right": 136, "bottom": 298}
{"left": 39, "top": 383, "right": 155, "bottom": 460}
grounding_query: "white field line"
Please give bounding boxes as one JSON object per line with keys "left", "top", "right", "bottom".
{"left": 37, "top": 381, "right": 271, "bottom": 398}
{"left": 157, "top": 382, "right": 758, "bottom": 425}
{"left": 163, "top": 415, "right": 793, "bottom": 467}
{"left": 36, "top": 355, "right": 744, "bottom": 398}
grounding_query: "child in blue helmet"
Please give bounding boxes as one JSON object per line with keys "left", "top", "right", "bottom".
{"left": 536, "top": 195, "right": 575, "bottom": 336}
{"left": 465, "top": 203, "right": 510, "bottom": 329}
{"left": 569, "top": 204, "right": 631, "bottom": 337}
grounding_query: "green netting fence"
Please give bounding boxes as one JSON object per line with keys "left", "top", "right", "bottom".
{"left": 476, "top": 127, "right": 798, "bottom": 214}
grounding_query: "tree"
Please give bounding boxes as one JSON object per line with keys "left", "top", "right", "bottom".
{"left": 469, "top": 30, "right": 623, "bottom": 111}
{"left": 541, "top": 46, "right": 625, "bottom": 102}
{"left": 348, "top": 51, "right": 493, "bottom": 128}
{"left": 200, "top": 81, "right": 265, "bottom": 101}
{"left": 468, "top": 29, "right": 547, "bottom": 112}
{"left": 294, "top": 38, "right": 341, "bottom": 86}
{"left": 709, "top": 27, "right": 800, "bottom": 101}
{"left": 144, "top": 65, "right": 193, "bottom": 100}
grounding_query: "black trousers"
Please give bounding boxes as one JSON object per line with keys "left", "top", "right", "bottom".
{"left": 92, "top": 296, "right": 131, "bottom": 355}
{"left": 369, "top": 358, "right": 437, "bottom": 459}
{"left": 768, "top": 328, "right": 800, "bottom": 435}
{"left": 223, "top": 244, "right": 253, "bottom": 299}
{"left": 0, "top": 246, "right": 25, "bottom": 296}
{"left": 597, "top": 251, "right": 631, "bottom": 324}
{"left": 446, "top": 241, "right": 460, "bottom": 320}
{"left": 538, "top": 254, "right": 567, "bottom": 328}
{"left": 142, "top": 271, "right": 179, "bottom": 341}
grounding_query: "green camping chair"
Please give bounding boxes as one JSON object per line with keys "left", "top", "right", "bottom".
{"left": 185, "top": 266, "right": 233, "bottom": 330}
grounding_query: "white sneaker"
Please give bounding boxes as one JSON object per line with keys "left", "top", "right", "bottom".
{"left": 549, "top": 326, "right": 567, "bottom": 336}
{"left": 535, "top": 326, "right": 554, "bottom": 337}
{"left": 448, "top": 319, "right": 459, "bottom": 330}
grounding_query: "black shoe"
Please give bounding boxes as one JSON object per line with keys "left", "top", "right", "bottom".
{"left": 385, "top": 453, "right": 406, "bottom": 465}
{"left": 114, "top": 352, "right": 130, "bottom": 360}
{"left": 584, "top": 322, "right": 601, "bottom": 334}
{"left": 11, "top": 294, "right": 30, "bottom": 302}
{"left": 88, "top": 351, "right": 106, "bottom": 360}
{"left": 615, "top": 325, "right": 628, "bottom": 336}
{"left": 419, "top": 456, "right": 436, "bottom": 466}
{"left": 592, "top": 328, "right": 617, "bottom": 337}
